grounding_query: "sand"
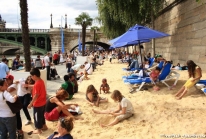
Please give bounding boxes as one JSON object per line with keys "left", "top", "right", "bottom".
{"left": 22, "top": 59, "right": 206, "bottom": 139}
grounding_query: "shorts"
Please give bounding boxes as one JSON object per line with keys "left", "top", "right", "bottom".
{"left": 44, "top": 108, "right": 66, "bottom": 121}
{"left": 115, "top": 113, "right": 133, "bottom": 122}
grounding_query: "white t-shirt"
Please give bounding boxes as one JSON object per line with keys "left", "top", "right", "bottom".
{"left": 120, "top": 98, "right": 134, "bottom": 114}
{"left": 8, "top": 84, "right": 17, "bottom": 96}
{"left": 71, "top": 64, "right": 81, "bottom": 71}
{"left": 44, "top": 56, "right": 50, "bottom": 66}
{"left": 0, "top": 91, "right": 16, "bottom": 117}
{"left": 89, "top": 55, "right": 94, "bottom": 63}
{"left": 85, "top": 63, "right": 93, "bottom": 75}
{"left": 17, "top": 78, "right": 31, "bottom": 96}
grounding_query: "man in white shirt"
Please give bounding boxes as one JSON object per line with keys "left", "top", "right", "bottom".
{"left": 44, "top": 52, "right": 51, "bottom": 80}
{"left": 70, "top": 64, "right": 85, "bottom": 78}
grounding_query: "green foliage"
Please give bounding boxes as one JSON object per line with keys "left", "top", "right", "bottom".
{"left": 75, "top": 12, "right": 93, "bottom": 28}
{"left": 96, "top": 0, "right": 166, "bottom": 38}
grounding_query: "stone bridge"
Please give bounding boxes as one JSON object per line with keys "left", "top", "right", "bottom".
{"left": 0, "top": 28, "right": 110, "bottom": 54}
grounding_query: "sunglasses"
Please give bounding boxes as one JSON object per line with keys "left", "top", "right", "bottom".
{"left": 59, "top": 118, "right": 66, "bottom": 129}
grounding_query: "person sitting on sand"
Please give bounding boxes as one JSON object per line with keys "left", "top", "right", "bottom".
{"left": 47, "top": 117, "right": 74, "bottom": 139}
{"left": 175, "top": 60, "right": 202, "bottom": 100}
{"left": 149, "top": 67, "right": 161, "bottom": 91}
{"left": 44, "top": 88, "right": 80, "bottom": 121}
{"left": 92, "top": 90, "right": 134, "bottom": 127}
{"left": 86, "top": 85, "right": 108, "bottom": 107}
{"left": 100, "top": 78, "right": 110, "bottom": 94}
{"left": 61, "top": 75, "right": 74, "bottom": 100}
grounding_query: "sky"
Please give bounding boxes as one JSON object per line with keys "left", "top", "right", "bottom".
{"left": 0, "top": 0, "right": 99, "bottom": 29}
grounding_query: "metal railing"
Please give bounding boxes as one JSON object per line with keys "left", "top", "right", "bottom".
{"left": 0, "top": 28, "right": 102, "bottom": 33}
{"left": 0, "top": 28, "right": 50, "bottom": 33}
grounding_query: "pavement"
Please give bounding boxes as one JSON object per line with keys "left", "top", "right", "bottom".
{"left": 20, "top": 63, "right": 68, "bottom": 137}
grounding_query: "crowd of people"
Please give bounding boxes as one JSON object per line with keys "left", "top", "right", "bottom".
{"left": 0, "top": 47, "right": 203, "bottom": 139}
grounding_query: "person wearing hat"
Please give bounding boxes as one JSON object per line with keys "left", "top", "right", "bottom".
{"left": 0, "top": 58, "right": 9, "bottom": 79}
{"left": 6, "top": 75, "right": 25, "bottom": 138}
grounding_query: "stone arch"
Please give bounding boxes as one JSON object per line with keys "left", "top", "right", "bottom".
{"left": 70, "top": 41, "right": 110, "bottom": 52}
{"left": 3, "top": 48, "right": 20, "bottom": 55}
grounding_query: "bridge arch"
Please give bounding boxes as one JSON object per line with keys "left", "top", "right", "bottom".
{"left": 3, "top": 48, "right": 20, "bottom": 55}
{"left": 70, "top": 41, "right": 110, "bottom": 52}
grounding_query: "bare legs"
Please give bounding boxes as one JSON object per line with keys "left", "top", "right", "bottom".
{"left": 100, "top": 87, "right": 110, "bottom": 93}
{"left": 92, "top": 109, "right": 119, "bottom": 127}
{"left": 175, "top": 86, "right": 188, "bottom": 100}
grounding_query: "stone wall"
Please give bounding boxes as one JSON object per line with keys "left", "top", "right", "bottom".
{"left": 145, "top": 0, "right": 206, "bottom": 70}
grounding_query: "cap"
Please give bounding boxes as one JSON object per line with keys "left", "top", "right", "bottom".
{"left": 6, "top": 75, "right": 14, "bottom": 80}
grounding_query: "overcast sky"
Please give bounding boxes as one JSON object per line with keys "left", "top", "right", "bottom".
{"left": 0, "top": 0, "right": 98, "bottom": 29}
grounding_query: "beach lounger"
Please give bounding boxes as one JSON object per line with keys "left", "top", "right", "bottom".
{"left": 195, "top": 80, "right": 206, "bottom": 95}
{"left": 122, "top": 61, "right": 164, "bottom": 80}
{"left": 125, "top": 62, "right": 179, "bottom": 93}
{"left": 122, "top": 58, "right": 155, "bottom": 72}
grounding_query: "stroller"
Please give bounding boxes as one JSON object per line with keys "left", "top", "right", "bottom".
{"left": 50, "top": 65, "right": 60, "bottom": 80}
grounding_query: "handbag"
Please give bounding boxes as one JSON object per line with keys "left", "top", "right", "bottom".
{"left": 2, "top": 92, "right": 23, "bottom": 114}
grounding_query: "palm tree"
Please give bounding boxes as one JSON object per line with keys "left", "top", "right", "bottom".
{"left": 75, "top": 12, "right": 93, "bottom": 56}
{"left": 20, "top": 0, "right": 31, "bottom": 71}
{"left": 91, "top": 26, "right": 100, "bottom": 50}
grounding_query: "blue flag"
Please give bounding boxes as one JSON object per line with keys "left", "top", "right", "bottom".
{"left": 61, "top": 27, "right": 64, "bottom": 53}
{"left": 78, "top": 30, "right": 82, "bottom": 52}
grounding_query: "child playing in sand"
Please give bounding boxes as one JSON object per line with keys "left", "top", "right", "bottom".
{"left": 92, "top": 90, "right": 134, "bottom": 127}
{"left": 150, "top": 67, "right": 161, "bottom": 91}
{"left": 100, "top": 78, "right": 110, "bottom": 94}
{"left": 86, "top": 85, "right": 108, "bottom": 107}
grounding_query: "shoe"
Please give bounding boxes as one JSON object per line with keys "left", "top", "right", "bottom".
{"left": 25, "top": 120, "right": 31, "bottom": 125}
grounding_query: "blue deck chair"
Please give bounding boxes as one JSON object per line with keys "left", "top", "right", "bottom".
{"left": 125, "top": 62, "right": 179, "bottom": 93}
{"left": 195, "top": 80, "right": 206, "bottom": 94}
{"left": 122, "top": 61, "right": 164, "bottom": 80}
{"left": 122, "top": 58, "right": 155, "bottom": 72}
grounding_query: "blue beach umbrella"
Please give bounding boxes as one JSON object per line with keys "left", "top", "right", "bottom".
{"left": 111, "top": 24, "right": 169, "bottom": 44}
{"left": 110, "top": 39, "right": 150, "bottom": 49}
{"left": 110, "top": 24, "right": 169, "bottom": 69}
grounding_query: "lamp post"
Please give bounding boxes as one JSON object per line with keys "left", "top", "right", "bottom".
{"left": 65, "top": 14, "right": 67, "bottom": 28}
{"left": 50, "top": 14, "right": 53, "bottom": 28}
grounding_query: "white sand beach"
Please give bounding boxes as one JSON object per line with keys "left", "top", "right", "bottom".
{"left": 22, "top": 59, "right": 206, "bottom": 139}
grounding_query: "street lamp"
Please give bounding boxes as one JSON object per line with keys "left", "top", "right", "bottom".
{"left": 50, "top": 14, "right": 53, "bottom": 28}
{"left": 65, "top": 14, "right": 67, "bottom": 28}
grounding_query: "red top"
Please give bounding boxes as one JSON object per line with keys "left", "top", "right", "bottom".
{"left": 150, "top": 71, "right": 159, "bottom": 79}
{"left": 32, "top": 79, "right": 46, "bottom": 107}
{"left": 53, "top": 53, "right": 58, "bottom": 60}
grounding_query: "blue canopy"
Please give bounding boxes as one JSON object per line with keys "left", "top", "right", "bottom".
{"left": 110, "top": 24, "right": 169, "bottom": 44}
{"left": 110, "top": 39, "right": 150, "bottom": 49}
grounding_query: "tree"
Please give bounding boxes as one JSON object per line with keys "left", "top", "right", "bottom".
{"left": 91, "top": 26, "right": 100, "bottom": 50}
{"left": 75, "top": 12, "right": 93, "bottom": 56}
{"left": 96, "top": 0, "right": 166, "bottom": 38}
{"left": 96, "top": 0, "right": 166, "bottom": 56}
{"left": 19, "top": 0, "right": 31, "bottom": 71}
